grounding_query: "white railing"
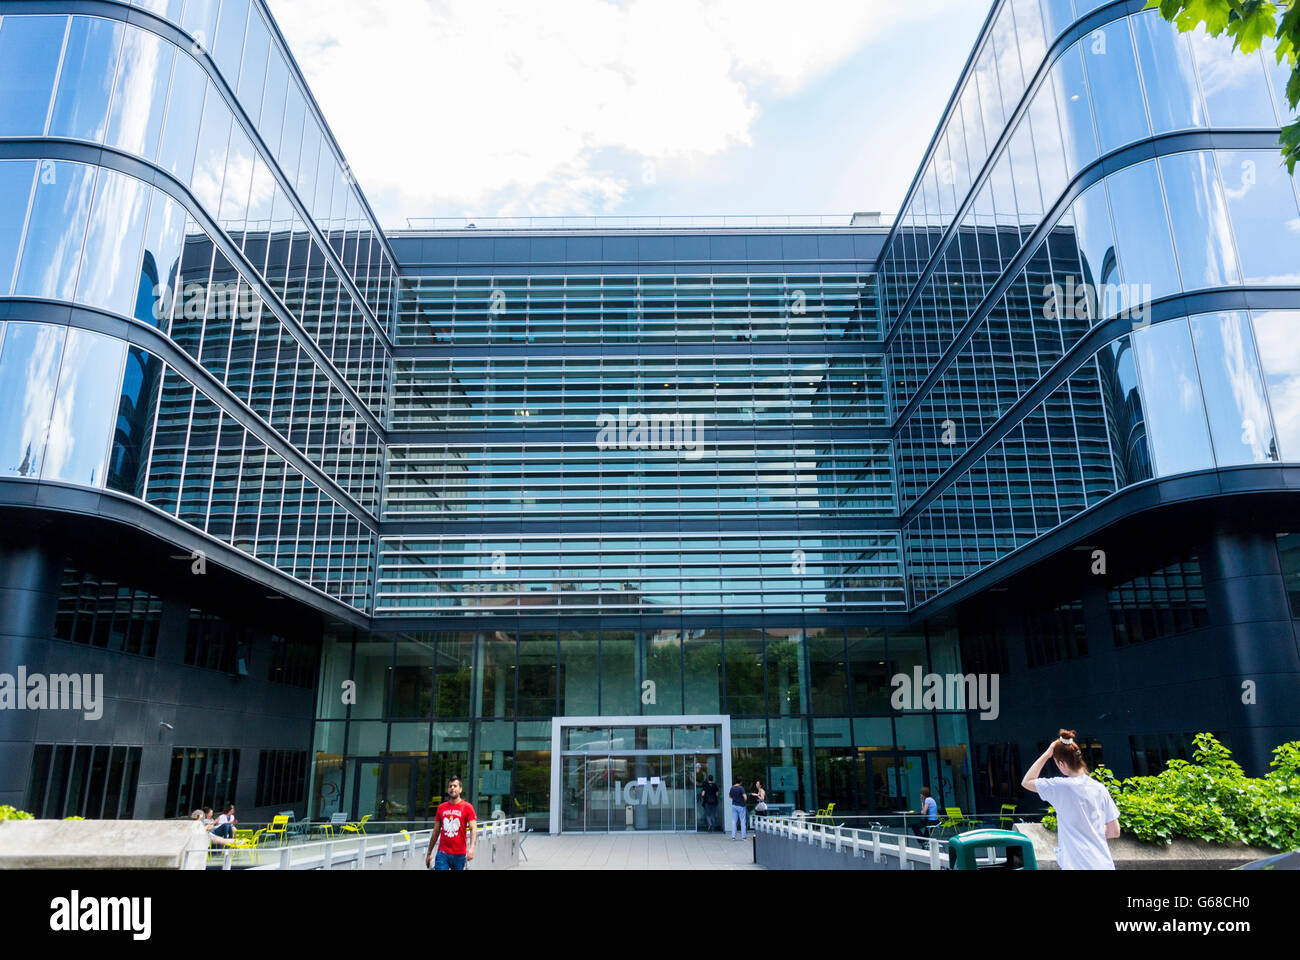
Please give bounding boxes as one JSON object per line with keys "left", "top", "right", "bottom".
{"left": 752, "top": 815, "right": 951, "bottom": 871}
{"left": 211, "top": 818, "right": 526, "bottom": 871}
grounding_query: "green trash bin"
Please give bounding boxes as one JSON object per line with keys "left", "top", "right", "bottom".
{"left": 947, "top": 829, "right": 1038, "bottom": 871}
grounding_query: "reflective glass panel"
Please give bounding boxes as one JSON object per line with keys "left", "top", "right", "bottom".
{"left": 0, "top": 323, "right": 66, "bottom": 478}
{"left": 0, "top": 15, "right": 66, "bottom": 136}
{"left": 1190, "top": 28, "right": 1276, "bottom": 127}
{"left": 14, "top": 160, "right": 96, "bottom": 301}
{"left": 1189, "top": 312, "right": 1277, "bottom": 465}
{"left": 1132, "top": 319, "right": 1214, "bottom": 476}
{"left": 106, "top": 25, "right": 173, "bottom": 160}
{"left": 0, "top": 161, "right": 36, "bottom": 296}
{"left": 76, "top": 169, "right": 150, "bottom": 316}
{"left": 49, "top": 16, "right": 124, "bottom": 142}
{"left": 1132, "top": 10, "right": 1206, "bottom": 134}
{"left": 1106, "top": 160, "right": 1181, "bottom": 309}
{"left": 1083, "top": 19, "right": 1149, "bottom": 155}
{"left": 157, "top": 55, "right": 206, "bottom": 184}
{"left": 44, "top": 328, "right": 127, "bottom": 486}
{"left": 1252, "top": 311, "right": 1300, "bottom": 461}
{"left": 1218, "top": 150, "right": 1300, "bottom": 285}
{"left": 1159, "top": 151, "right": 1241, "bottom": 290}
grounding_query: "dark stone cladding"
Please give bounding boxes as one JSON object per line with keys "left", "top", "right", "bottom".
{"left": 0, "top": 518, "right": 322, "bottom": 817}
{"left": 0, "top": 0, "right": 398, "bottom": 351}
{"left": 0, "top": 138, "right": 386, "bottom": 443}
{"left": 954, "top": 497, "right": 1300, "bottom": 782}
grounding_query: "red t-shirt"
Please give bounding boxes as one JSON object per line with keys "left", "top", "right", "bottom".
{"left": 434, "top": 800, "right": 476, "bottom": 855}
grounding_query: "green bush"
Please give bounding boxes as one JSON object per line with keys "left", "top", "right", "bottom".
{"left": 1039, "top": 734, "right": 1300, "bottom": 849}
{"left": 0, "top": 805, "right": 34, "bottom": 822}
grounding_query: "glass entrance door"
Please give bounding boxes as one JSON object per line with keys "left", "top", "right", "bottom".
{"left": 349, "top": 758, "right": 420, "bottom": 822}
{"left": 558, "top": 729, "right": 723, "bottom": 833}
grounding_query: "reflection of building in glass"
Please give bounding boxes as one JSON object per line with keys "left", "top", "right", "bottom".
{"left": 1, "top": 1, "right": 1299, "bottom": 831}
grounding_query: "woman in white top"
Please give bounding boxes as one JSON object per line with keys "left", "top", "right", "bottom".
{"left": 1021, "top": 729, "right": 1121, "bottom": 870}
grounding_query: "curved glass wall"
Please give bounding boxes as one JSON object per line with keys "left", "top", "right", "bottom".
{"left": 0, "top": 10, "right": 395, "bottom": 412}
{"left": 894, "top": 147, "right": 1300, "bottom": 509}
{"left": 0, "top": 157, "right": 383, "bottom": 512}
{"left": 907, "top": 310, "right": 1300, "bottom": 605}
{"left": 0, "top": 320, "right": 374, "bottom": 611}
{"left": 882, "top": 4, "right": 1294, "bottom": 338}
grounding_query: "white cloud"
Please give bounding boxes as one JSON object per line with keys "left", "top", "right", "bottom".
{"left": 268, "top": 0, "right": 973, "bottom": 226}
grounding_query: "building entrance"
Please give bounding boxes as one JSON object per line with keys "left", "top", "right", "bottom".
{"left": 550, "top": 716, "right": 731, "bottom": 834}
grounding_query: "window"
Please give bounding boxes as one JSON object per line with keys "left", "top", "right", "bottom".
{"left": 53, "top": 564, "right": 161, "bottom": 657}
{"left": 26, "top": 744, "right": 141, "bottom": 819}
{"left": 1130, "top": 732, "right": 1226, "bottom": 776}
{"left": 268, "top": 636, "right": 317, "bottom": 688}
{"left": 185, "top": 610, "right": 248, "bottom": 674}
{"left": 255, "top": 750, "right": 308, "bottom": 807}
{"left": 1277, "top": 534, "right": 1300, "bottom": 618}
{"left": 1024, "top": 599, "right": 1088, "bottom": 667}
{"left": 165, "top": 747, "right": 240, "bottom": 818}
{"left": 1110, "top": 553, "right": 1210, "bottom": 647}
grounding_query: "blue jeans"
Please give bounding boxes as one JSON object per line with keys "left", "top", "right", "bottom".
{"left": 730, "top": 804, "right": 747, "bottom": 839}
{"left": 433, "top": 851, "right": 466, "bottom": 871}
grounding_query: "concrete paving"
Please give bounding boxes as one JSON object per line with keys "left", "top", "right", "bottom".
{"left": 515, "top": 831, "right": 764, "bottom": 870}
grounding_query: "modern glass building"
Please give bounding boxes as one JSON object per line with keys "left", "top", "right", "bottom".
{"left": 1, "top": 0, "right": 1298, "bottom": 832}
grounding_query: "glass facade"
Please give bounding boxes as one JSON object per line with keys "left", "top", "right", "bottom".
{"left": 4, "top": 0, "right": 1299, "bottom": 828}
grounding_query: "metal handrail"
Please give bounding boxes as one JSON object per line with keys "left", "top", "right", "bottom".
{"left": 214, "top": 817, "right": 526, "bottom": 871}
{"left": 752, "top": 815, "right": 950, "bottom": 870}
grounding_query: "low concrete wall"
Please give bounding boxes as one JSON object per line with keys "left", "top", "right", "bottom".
{"left": 0, "top": 820, "right": 209, "bottom": 870}
{"left": 1014, "top": 824, "right": 1275, "bottom": 870}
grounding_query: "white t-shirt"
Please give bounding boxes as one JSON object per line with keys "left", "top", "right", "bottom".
{"left": 1034, "top": 775, "right": 1118, "bottom": 870}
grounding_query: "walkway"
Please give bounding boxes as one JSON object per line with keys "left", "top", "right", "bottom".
{"left": 516, "top": 831, "right": 763, "bottom": 870}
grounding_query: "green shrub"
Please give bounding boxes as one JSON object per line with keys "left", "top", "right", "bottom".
{"left": 1039, "top": 734, "right": 1300, "bottom": 849}
{"left": 0, "top": 805, "right": 34, "bottom": 821}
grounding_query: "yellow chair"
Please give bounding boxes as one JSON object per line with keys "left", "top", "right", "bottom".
{"left": 341, "top": 814, "right": 372, "bottom": 836}
{"left": 814, "top": 802, "right": 837, "bottom": 824}
{"left": 998, "top": 803, "right": 1018, "bottom": 830}
{"left": 938, "top": 807, "right": 972, "bottom": 838}
{"left": 263, "top": 815, "right": 290, "bottom": 846}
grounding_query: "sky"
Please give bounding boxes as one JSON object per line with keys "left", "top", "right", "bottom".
{"left": 267, "top": 0, "right": 993, "bottom": 229}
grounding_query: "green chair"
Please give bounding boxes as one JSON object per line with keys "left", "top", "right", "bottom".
{"left": 998, "top": 803, "right": 1018, "bottom": 830}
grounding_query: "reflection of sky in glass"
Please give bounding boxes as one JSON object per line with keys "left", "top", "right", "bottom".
{"left": 1252, "top": 311, "right": 1300, "bottom": 461}
{"left": 1219, "top": 151, "right": 1300, "bottom": 285}
{"left": 0, "top": 323, "right": 65, "bottom": 478}
{"left": 1190, "top": 312, "right": 1276, "bottom": 465}
{"left": 15, "top": 161, "right": 95, "bottom": 301}
{"left": 1133, "top": 319, "right": 1214, "bottom": 477}
{"left": 1159, "top": 152, "right": 1240, "bottom": 290}
{"left": 44, "top": 328, "right": 126, "bottom": 486}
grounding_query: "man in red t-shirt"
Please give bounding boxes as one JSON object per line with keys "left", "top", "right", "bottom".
{"left": 426, "top": 775, "right": 476, "bottom": 870}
